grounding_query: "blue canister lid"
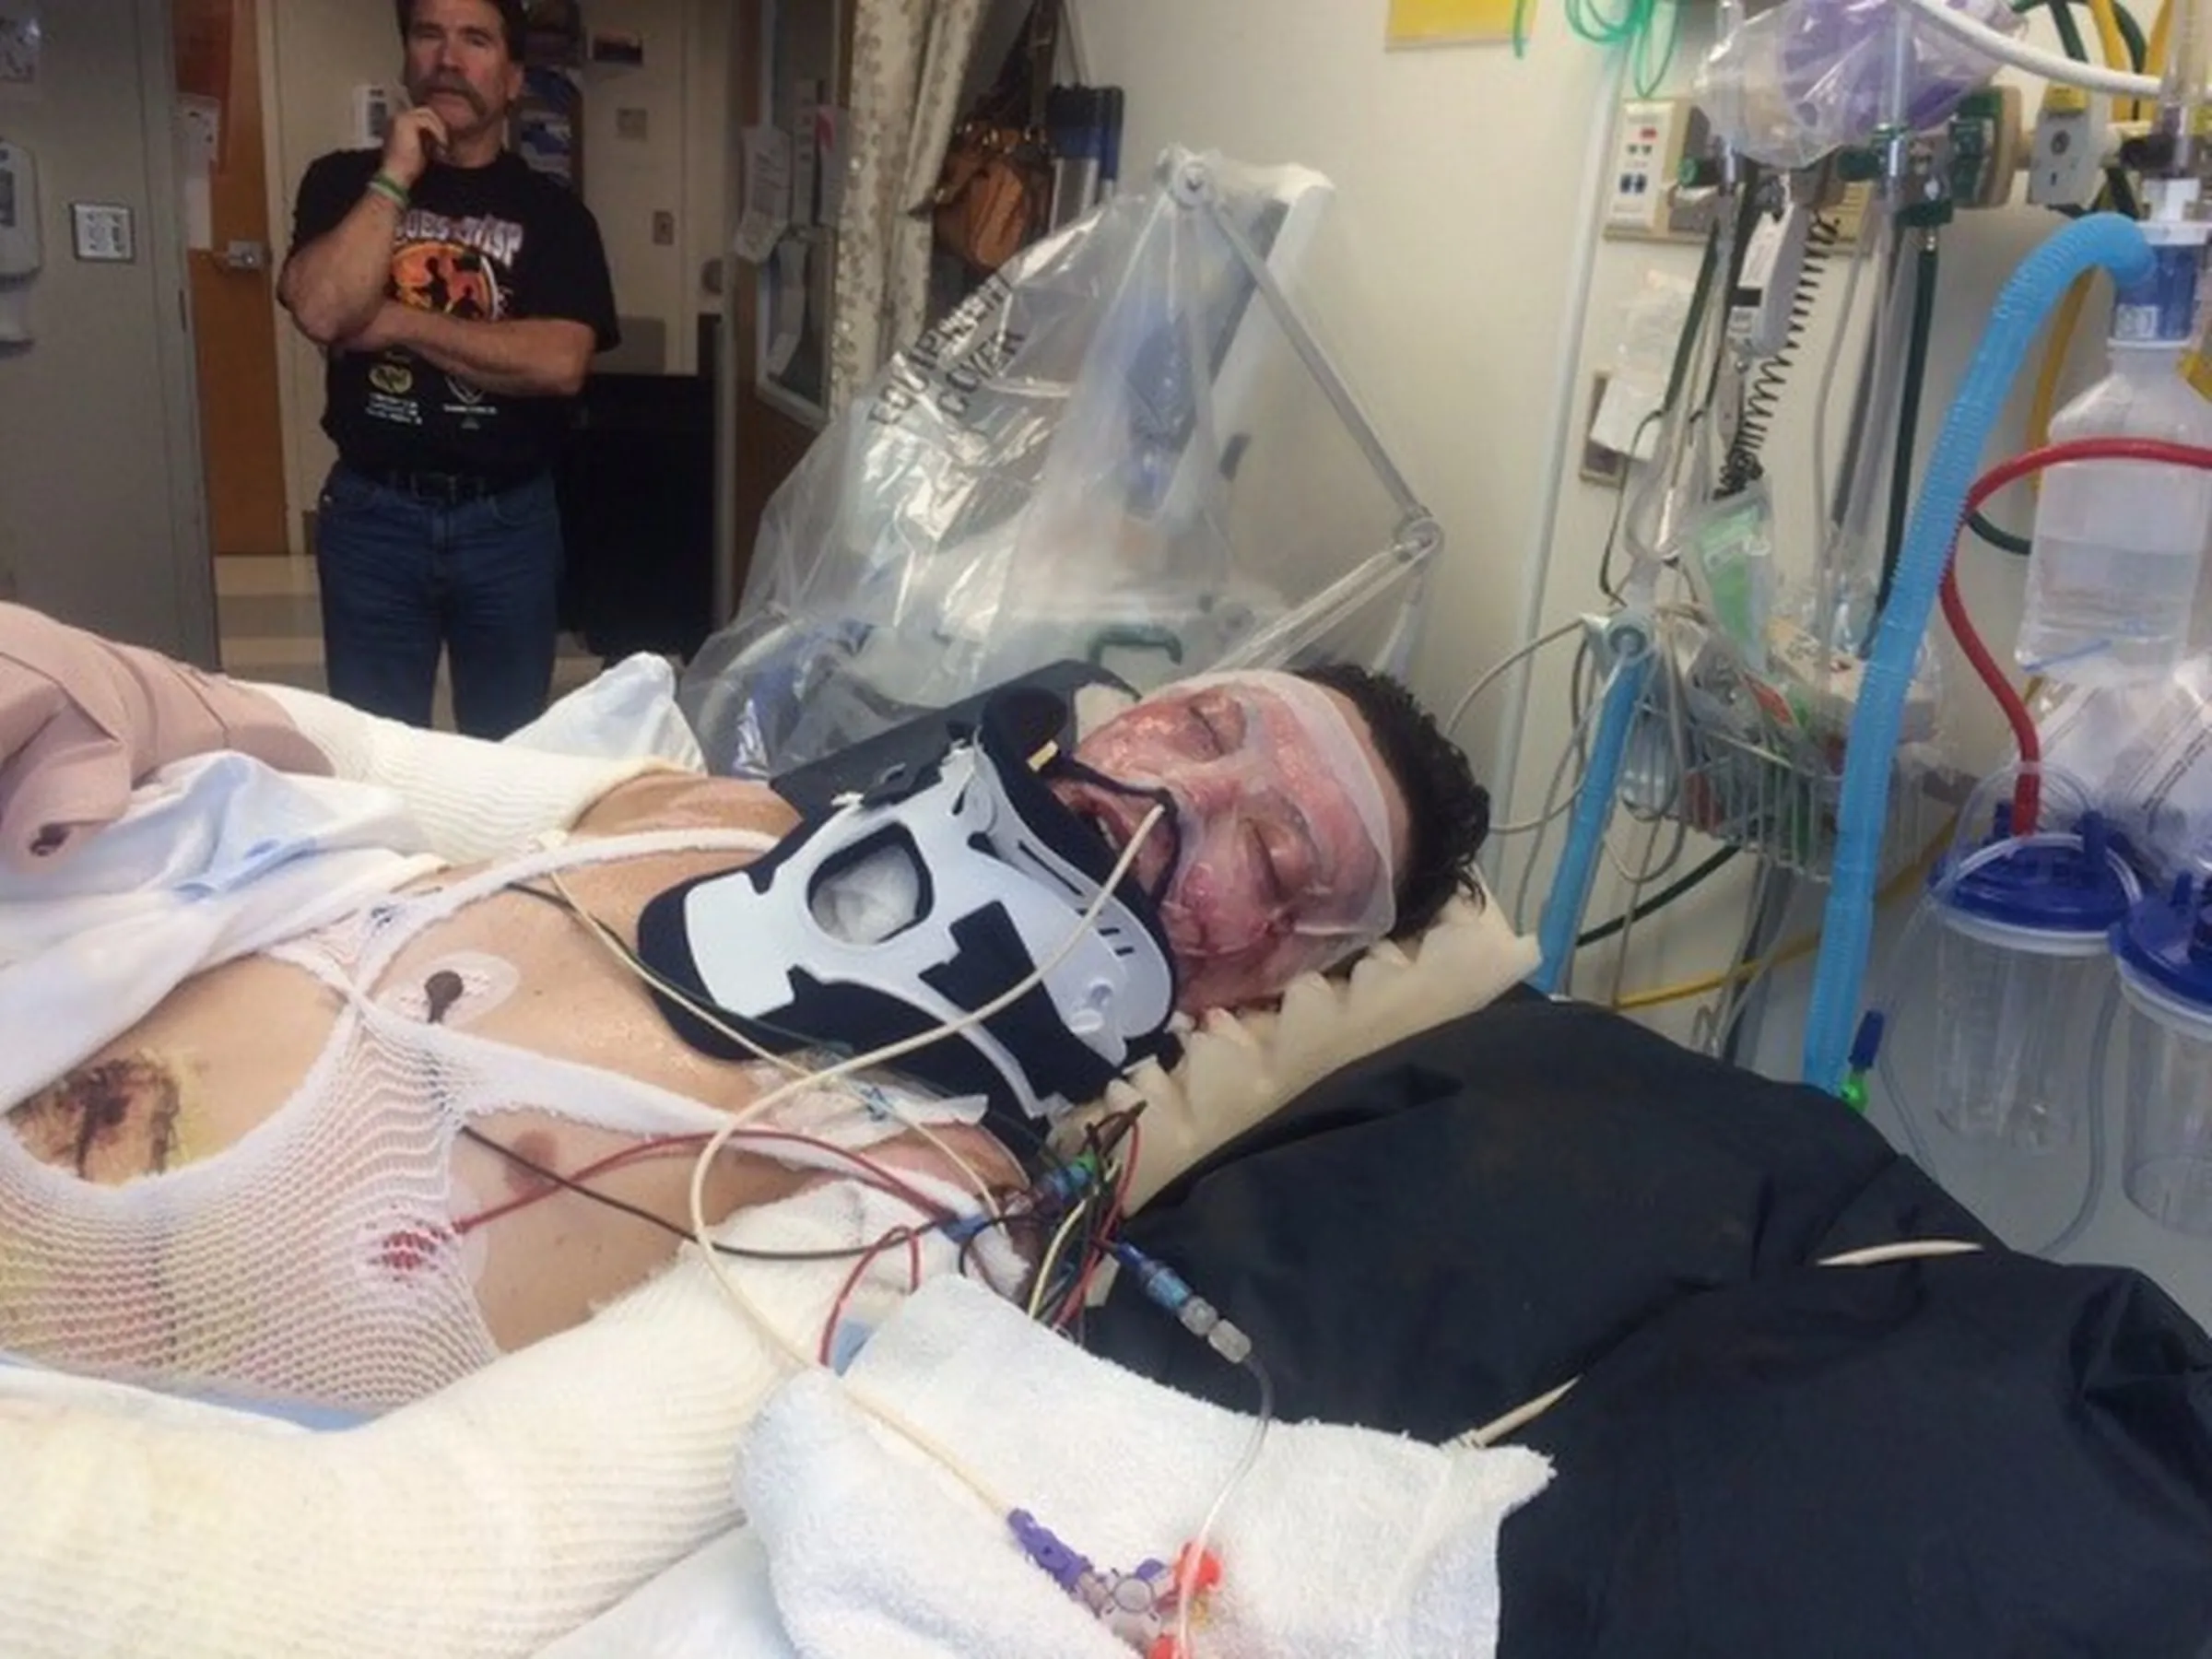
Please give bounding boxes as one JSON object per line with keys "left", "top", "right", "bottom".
{"left": 2112, "top": 873, "right": 2212, "bottom": 1012}
{"left": 1929, "top": 812, "right": 2136, "bottom": 934}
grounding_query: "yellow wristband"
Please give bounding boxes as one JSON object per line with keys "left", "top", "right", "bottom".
{"left": 366, "top": 171, "right": 410, "bottom": 209}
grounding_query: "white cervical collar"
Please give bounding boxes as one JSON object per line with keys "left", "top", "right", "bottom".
{"left": 635, "top": 695, "right": 1180, "bottom": 1135}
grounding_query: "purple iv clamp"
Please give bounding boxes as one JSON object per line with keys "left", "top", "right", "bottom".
{"left": 1698, "top": 0, "right": 2022, "bottom": 171}
{"left": 1008, "top": 1508, "right": 1223, "bottom": 1657}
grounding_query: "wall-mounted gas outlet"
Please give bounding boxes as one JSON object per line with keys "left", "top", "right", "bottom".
{"left": 2028, "top": 88, "right": 2106, "bottom": 209}
{"left": 1603, "top": 99, "right": 1691, "bottom": 237}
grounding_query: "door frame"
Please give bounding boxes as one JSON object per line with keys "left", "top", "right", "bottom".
{"left": 142, "top": 0, "right": 222, "bottom": 665}
{"left": 714, "top": 0, "right": 853, "bottom": 629}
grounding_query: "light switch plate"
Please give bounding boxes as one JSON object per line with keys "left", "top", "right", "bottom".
{"left": 71, "top": 202, "right": 135, "bottom": 263}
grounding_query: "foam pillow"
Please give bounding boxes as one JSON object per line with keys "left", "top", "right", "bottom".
{"left": 1064, "top": 880, "right": 1538, "bottom": 1211}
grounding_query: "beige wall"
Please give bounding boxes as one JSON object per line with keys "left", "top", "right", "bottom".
{"left": 1072, "top": 1, "right": 1616, "bottom": 835}
{"left": 265, "top": 0, "right": 731, "bottom": 547}
{"left": 0, "top": 0, "right": 214, "bottom": 658}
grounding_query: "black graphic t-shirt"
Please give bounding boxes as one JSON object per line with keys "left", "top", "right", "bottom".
{"left": 289, "top": 148, "right": 619, "bottom": 480}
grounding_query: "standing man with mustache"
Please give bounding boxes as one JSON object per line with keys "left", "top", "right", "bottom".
{"left": 279, "top": 0, "right": 618, "bottom": 739}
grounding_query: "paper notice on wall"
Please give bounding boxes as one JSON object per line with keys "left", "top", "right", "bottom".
{"left": 788, "top": 80, "right": 819, "bottom": 228}
{"left": 1590, "top": 372, "right": 1665, "bottom": 461}
{"left": 734, "top": 124, "right": 792, "bottom": 265}
{"left": 177, "top": 96, "right": 220, "bottom": 251}
{"left": 1589, "top": 270, "right": 1695, "bottom": 461}
{"left": 0, "top": 2, "right": 43, "bottom": 101}
{"left": 766, "top": 236, "right": 806, "bottom": 378}
{"left": 815, "top": 106, "right": 848, "bottom": 227}
{"left": 1387, "top": 0, "right": 1519, "bottom": 46}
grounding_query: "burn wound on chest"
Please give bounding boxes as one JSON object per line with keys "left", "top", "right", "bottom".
{"left": 11, "top": 1053, "right": 192, "bottom": 1182}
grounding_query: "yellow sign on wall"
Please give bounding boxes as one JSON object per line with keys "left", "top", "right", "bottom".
{"left": 1387, "top": 0, "right": 1521, "bottom": 46}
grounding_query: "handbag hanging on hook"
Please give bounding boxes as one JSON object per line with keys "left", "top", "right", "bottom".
{"left": 931, "top": 0, "right": 1061, "bottom": 275}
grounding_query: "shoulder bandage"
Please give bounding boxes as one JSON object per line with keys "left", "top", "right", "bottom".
{"left": 255, "top": 682, "right": 677, "bottom": 865}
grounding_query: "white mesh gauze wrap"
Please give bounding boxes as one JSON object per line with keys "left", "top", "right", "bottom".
{"left": 2, "top": 1181, "right": 941, "bottom": 1659}
{"left": 0, "top": 830, "right": 775, "bottom": 1414}
{"left": 253, "top": 678, "right": 673, "bottom": 865}
{"left": 0, "top": 982, "right": 498, "bottom": 1409}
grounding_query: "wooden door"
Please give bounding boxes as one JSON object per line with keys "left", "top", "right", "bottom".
{"left": 173, "top": 0, "right": 289, "bottom": 557}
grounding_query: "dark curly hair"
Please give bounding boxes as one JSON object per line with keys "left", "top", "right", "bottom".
{"left": 1294, "top": 662, "right": 1491, "bottom": 939}
{"left": 395, "top": 0, "right": 527, "bottom": 62}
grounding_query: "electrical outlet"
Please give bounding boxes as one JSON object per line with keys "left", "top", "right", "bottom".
{"left": 1603, "top": 100, "right": 1692, "bottom": 238}
{"left": 70, "top": 203, "right": 135, "bottom": 263}
{"left": 653, "top": 209, "right": 676, "bottom": 246}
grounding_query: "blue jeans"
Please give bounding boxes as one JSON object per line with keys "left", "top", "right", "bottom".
{"left": 313, "top": 464, "right": 564, "bottom": 739}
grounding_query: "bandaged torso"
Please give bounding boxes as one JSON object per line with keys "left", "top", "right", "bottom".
{"left": 0, "top": 824, "right": 1005, "bottom": 1414}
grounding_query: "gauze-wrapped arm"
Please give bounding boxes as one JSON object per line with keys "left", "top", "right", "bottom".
{"left": 0, "top": 604, "right": 332, "bottom": 872}
{"left": 1, "top": 1181, "right": 942, "bottom": 1659}
{"left": 253, "top": 680, "right": 679, "bottom": 865}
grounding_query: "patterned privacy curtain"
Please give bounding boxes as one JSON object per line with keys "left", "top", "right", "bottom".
{"left": 828, "top": 0, "right": 991, "bottom": 414}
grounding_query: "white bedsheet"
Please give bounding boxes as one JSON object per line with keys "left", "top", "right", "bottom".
{"left": 535, "top": 1530, "right": 794, "bottom": 1659}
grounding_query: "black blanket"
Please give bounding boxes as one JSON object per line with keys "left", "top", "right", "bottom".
{"left": 1084, "top": 993, "right": 2212, "bottom": 1658}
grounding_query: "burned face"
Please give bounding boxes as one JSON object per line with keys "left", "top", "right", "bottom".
{"left": 402, "top": 0, "right": 524, "bottom": 140}
{"left": 1050, "top": 673, "right": 1408, "bottom": 1014}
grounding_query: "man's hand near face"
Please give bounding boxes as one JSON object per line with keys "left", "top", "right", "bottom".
{"left": 378, "top": 106, "right": 450, "bottom": 194}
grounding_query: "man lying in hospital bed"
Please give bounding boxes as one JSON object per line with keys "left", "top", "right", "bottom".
{"left": 0, "top": 601, "right": 1545, "bottom": 1658}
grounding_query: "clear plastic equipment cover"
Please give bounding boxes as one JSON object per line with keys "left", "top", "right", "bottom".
{"left": 1697, "top": 0, "right": 2021, "bottom": 171}
{"left": 681, "top": 147, "right": 1438, "bottom": 779}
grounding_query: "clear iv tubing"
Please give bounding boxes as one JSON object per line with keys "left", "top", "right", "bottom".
{"left": 1810, "top": 203, "right": 1879, "bottom": 576}
{"left": 1819, "top": 205, "right": 1907, "bottom": 653}
{"left": 1623, "top": 185, "right": 1744, "bottom": 574}
{"left": 1173, "top": 1353, "right": 1275, "bottom": 1659}
{"left": 1864, "top": 831, "right": 2136, "bottom": 1257}
{"left": 1803, "top": 212, "right": 2155, "bottom": 1094}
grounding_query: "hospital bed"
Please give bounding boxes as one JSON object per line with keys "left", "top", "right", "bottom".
{"left": 8, "top": 888, "right": 2206, "bottom": 1657}
{"left": 9, "top": 135, "right": 2212, "bottom": 1655}
{"left": 521, "top": 931, "right": 2212, "bottom": 1657}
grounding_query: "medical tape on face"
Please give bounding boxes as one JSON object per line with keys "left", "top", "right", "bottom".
{"left": 1169, "top": 671, "right": 1398, "bottom": 942}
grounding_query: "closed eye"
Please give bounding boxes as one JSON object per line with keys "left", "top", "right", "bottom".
{"left": 1190, "top": 704, "right": 1227, "bottom": 757}
{"left": 1247, "top": 824, "right": 1288, "bottom": 905}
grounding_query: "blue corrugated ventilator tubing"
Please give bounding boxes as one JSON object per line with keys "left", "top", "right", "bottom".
{"left": 1800, "top": 212, "right": 2153, "bottom": 1092}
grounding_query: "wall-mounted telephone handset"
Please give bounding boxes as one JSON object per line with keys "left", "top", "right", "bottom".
{"left": 0, "top": 137, "right": 41, "bottom": 281}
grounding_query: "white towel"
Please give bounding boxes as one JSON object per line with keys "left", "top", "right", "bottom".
{"left": 743, "top": 1277, "right": 1551, "bottom": 1658}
